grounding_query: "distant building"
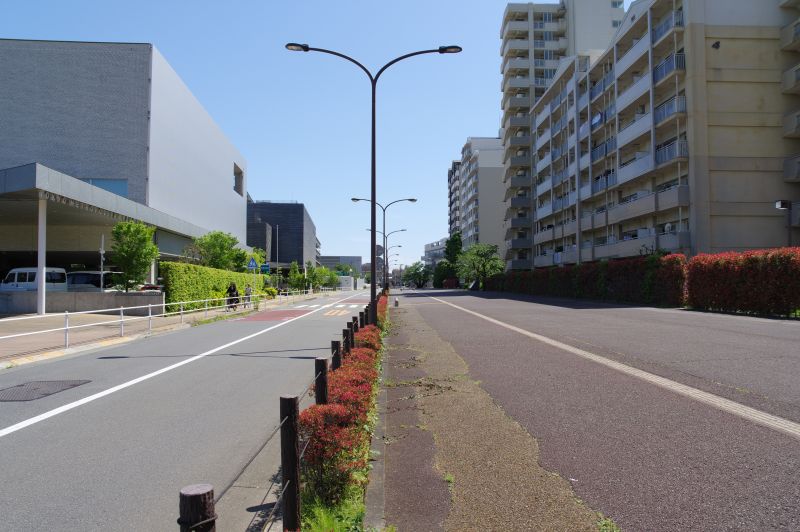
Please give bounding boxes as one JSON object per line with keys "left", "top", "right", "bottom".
{"left": 422, "top": 238, "right": 448, "bottom": 267}
{"left": 247, "top": 200, "right": 320, "bottom": 267}
{"left": 448, "top": 160, "right": 462, "bottom": 236}
{"left": 319, "top": 255, "right": 362, "bottom": 273}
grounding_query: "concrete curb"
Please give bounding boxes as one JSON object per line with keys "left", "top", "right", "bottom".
{"left": 364, "top": 339, "right": 389, "bottom": 529}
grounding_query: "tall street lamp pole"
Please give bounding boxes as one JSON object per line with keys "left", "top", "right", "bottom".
{"left": 287, "top": 43, "right": 461, "bottom": 322}
{"left": 354, "top": 197, "right": 416, "bottom": 289}
{"left": 365, "top": 227, "right": 406, "bottom": 287}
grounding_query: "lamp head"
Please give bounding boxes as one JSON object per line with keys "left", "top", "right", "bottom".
{"left": 407, "top": 198, "right": 418, "bottom": 203}
{"left": 285, "top": 43, "right": 310, "bottom": 52}
{"left": 438, "top": 45, "right": 462, "bottom": 54}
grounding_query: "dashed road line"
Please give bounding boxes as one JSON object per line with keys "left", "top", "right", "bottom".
{"left": 428, "top": 296, "right": 800, "bottom": 441}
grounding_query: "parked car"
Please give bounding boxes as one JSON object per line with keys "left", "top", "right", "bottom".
{"left": 0, "top": 267, "right": 68, "bottom": 292}
{"left": 66, "top": 271, "right": 117, "bottom": 291}
{"left": 137, "top": 284, "right": 163, "bottom": 292}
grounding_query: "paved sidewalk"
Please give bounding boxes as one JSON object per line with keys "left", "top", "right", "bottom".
{"left": 0, "top": 293, "right": 320, "bottom": 365}
{"left": 380, "top": 300, "right": 601, "bottom": 531}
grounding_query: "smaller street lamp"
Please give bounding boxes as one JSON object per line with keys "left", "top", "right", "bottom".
{"left": 775, "top": 200, "right": 795, "bottom": 246}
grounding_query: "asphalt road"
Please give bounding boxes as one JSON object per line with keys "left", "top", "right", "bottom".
{"left": 0, "top": 291, "right": 369, "bottom": 531}
{"left": 399, "top": 289, "right": 800, "bottom": 531}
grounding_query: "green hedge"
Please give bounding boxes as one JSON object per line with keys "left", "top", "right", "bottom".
{"left": 160, "top": 262, "right": 275, "bottom": 310}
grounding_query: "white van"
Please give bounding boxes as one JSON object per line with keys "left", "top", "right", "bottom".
{"left": 67, "top": 271, "right": 117, "bottom": 291}
{"left": 0, "top": 268, "right": 68, "bottom": 292}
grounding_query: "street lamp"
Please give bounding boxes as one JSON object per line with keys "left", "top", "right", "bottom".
{"left": 354, "top": 198, "right": 417, "bottom": 289}
{"left": 286, "top": 42, "right": 460, "bottom": 322}
{"left": 364, "top": 227, "right": 407, "bottom": 288}
{"left": 775, "top": 200, "right": 794, "bottom": 246}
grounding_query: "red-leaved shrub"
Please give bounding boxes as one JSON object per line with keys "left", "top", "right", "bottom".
{"left": 354, "top": 324, "right": 381, "bottom": 350}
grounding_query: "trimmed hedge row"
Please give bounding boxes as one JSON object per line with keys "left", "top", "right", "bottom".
{"left": 687, "top": 248, "right": 800, "bottom": 316}
{"left": 486, "top": 247, "right": 800, "bottom": 316}
{"left": 485, "top": 254, "right": 686, "bottom": 307}
{"left": 159, "top": 261, "right": 275, "bottom": 309}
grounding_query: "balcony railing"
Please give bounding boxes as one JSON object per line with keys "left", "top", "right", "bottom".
{"left": 654, "top": 95, "right": 687, "bottom": 124}
{"left": 655, "top": 140, "right": 689, "bottom": 164}
{"left": 591, "top": 143, "right": 607, "bottom": 162}
{"left": 653, "top": 53, "right": 686, "bottom": 84}
{"left": 652, "top": 10, "right": 684, "bottom": 43}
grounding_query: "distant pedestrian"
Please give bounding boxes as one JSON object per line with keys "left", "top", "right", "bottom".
{"left": 244, "top": 284, "right": 252, "bottom": 309}
{"left": 226, "top": 282, "right": 239, "bottom": 311}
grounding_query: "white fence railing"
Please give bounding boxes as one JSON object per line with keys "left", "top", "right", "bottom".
{"left": 0, "top": 287, "right": 350, "bottom": 350}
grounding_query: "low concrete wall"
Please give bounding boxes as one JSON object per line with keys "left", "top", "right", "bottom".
{"left": 0, "top": 292, "right": 165, "bottom": 316}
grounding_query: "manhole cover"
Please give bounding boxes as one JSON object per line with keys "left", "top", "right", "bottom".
{"left": 0, "top": 380, "right": 90, "bottom": 402}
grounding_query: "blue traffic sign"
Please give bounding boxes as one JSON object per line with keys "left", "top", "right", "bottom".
{"left": 261, "top": 263, "right": 270, "bottom": 274}
{"left": 247, "top": 257, "right": 257, "bottom": 269}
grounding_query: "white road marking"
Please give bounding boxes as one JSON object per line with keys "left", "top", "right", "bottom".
{"left": 335, "top": 305, "right": 345, "bottom": 308}
{"left": 349, "top": 305, "right": 358, "bottom": 308}
{"left": 0, "top": 292, "right": 362, "bottom": 440}
{"left": 308, "top": 304, "right": 320, "bottom": 308}
{"left": 429, "top": 296, "right": 800, "bottom": 441}
{"left": 295, "top": 305, "right": 308, "bottom": 308}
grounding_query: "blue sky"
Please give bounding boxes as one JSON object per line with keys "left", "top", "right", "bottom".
{"left": 1, "top": 0, "right": 633, "bottom": 269}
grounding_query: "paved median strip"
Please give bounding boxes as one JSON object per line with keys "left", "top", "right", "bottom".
{"left": 0, "top": 292, "right": 361, "bottom": 440}
{"left": 429, "top": 296, "right": 800, "bottom": 441}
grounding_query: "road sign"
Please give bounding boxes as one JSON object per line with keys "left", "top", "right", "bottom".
{"left": 248, "top": 257, "right": 257, "bottom": 270}
{"left": 261, "top": 263, "right": 270, "bottom": 274}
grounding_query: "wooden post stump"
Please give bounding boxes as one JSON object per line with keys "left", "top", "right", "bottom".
{"left": 178, "top": 483, "right": 216, "bottom": 532}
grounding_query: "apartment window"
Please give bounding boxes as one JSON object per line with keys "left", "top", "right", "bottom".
{"left": 543, "top": 50, "right": 555, "bottom": 60}
{"left": 612, "top": 1, "right": 623, "bottom": 7}
{"left": 233, "top": 164, "right": 244, "bottom": 196}
{"left": 543, "top": 31, "right": 554, "bottom": 41}
{"left": 542, "top": 12, "right": 553, "bottom": 22}
{"left": 613, "top": 20, "right": 622, "bottom": 28}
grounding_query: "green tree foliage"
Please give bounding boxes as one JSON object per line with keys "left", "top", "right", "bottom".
{"left": 334, "top": 263, "right": 360, "bottom": 278}
{"left": 191, "top": 231, "right": 247, "bottom": 271}
{"left": 457, "top": 244, "right": 504, "bottom": 290}
{"left": 432, "top": 260, "right": 458, "bottom": 288}
{"left": 402, "top": 261, "right": 432, "bottom": 288}
{"left": 111, "top": 221, "right": 160, "bottom": 292}
{"left": 288, "top": 261, "right": 306, "bottom": 290}
{"left": 444, "top": 232, "right": 463, "bottom": 264}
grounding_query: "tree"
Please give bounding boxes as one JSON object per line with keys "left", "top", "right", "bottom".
{"left": 245, "top": 247, "right": 267, "bottom": 272}
{"left": 444, "top": 232, "right": 463, "bottom": 264}
{"left": 288, "top": 261, "right": 306, "bottom": 290}
{"left": 457, "top": 244, "right": 504, "bottom": 290}
{"left": 191, "top": 231, "right": 246, "bottom": 271}
{"left": 111, "top": 221, "right": 160, "bottom": 292}
{"left": 335, "top": 263, "right": 359, "bottom": 278}
{"left": 403, "top": 261, "right": 432, "bottom": 288}
{"left": 432, "top": 260, "right": 458, "bottom": 288}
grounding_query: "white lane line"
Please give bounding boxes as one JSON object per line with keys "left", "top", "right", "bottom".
{"left": 349, "top": 305, "right": 358, "bottom": 308}
{"left": 335, "top": 305, "right": 345, "bottom": 308}
{"left": 0, "top": 292, "right": 361, "bottom": 440}
{"left": 308, "top": 304, "right": 320, "bottom": 308}
{"left": 429, "top": 296, "right": 800, "bottom": 441}
{"left": 295, "top": 305, "right": 309, "bottom": 308}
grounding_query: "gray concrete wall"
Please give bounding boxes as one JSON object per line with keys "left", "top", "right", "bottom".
{"left": 0, "top": 40, "right": 152, "bottom": 203}
{"left": 148, "top": 48, "right": 248, "bottom": 243}
{"left": 0, "top": 291, "right": 164, "bottom": 315}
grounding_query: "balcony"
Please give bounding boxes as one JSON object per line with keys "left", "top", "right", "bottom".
{"left": 507, "top": 237, "right": 533, "bottom": 249}
{"left": 658, "top": 231, "right": 691, "bottom": 251}
{"left": 501, "top": 20, "right": 529, "bottom": 40}
{"left": 562, "top": 219, "right": 577, "bottom": 236}
{"left": 592, "top": 210, "right": 607, "bottom": 228}
{"left": 652, "top": 10, "right": 684, "bottom": 45}
{"left": 618, "top": 153, "right": 653, "bottom": 184}
{"left": 503, "top": 75, "right": 531, "bottom": 92}
{"left": 510, "top": 217, "right": 532, "bottom": 228}
{"left": 505, "top": 115, "right": 530, "bottom": 129}
{"left": 502, "top": 56, "right": 530, "bottom": 75}
{"left": 509, "top": 154, "right": 530, "bottom": 167}
{"left": 504, "top": 94, "right": 531, "bottom": 109}
{"left": 607, "top": 191, "right": 656, "bottom": 225}
{"left": 536, "top": 177, "right": 552, "bottom": 197}
{"left": 657, "top": 184, "right": 690, "bottom": 211}
{"left": 783, "top": 65, "right": 800, "bottom": 94}
{"left": 784, "top": 155, "right": 800, "bottom": 182}
{"left": 534, "top": 228, "right": 554, "bottom": 245}
{"left": 655, "top": 140, "right": 689, "bottom": 165}
{"left": 534, "top": 254, "right": 554, "bottom": 268}
{"left": 654, "top": 95, "right": 687, "bottom": 125}
{"left": 618, "top": 112, "right": 652, "bottom": 149}
{"left": 653, "top": 53, "right": 686, "bottom": 85}
{"left": 537, "top": 201, "right": 554, "bottom": 218}
{"left": 510, "top": 135, "right": 532, "bottom": 147}
{"left": 554, "top": 248, "right": 578, "bottom": 265}
{"left": 597, "top": 234, "right": 657, "bottom": 259}
{"left": 616, "top": 34, "right": 650, "bottom": 77}
{"left": 533, "top": 58, "right": 561, "bottom": 70}
{"left": 506, "top": 174, "right": 531, "bottom": 187}
{"left": 510, "top": 196, "right": 531, "bottom": 208}
{"left": 502, "top": 39, "right": 529, "bottom": 57}
{"left": 783, "top": 20, "right": 800, "bottom": 51}
{"left": 542, "top": 38, "right": 568, "bottom": 52}
{"left": 536, "top": 130, "right": 550, "bottom": 150}
{"left": 580, "top": 151, "right": 590, "bottom": 170}
{"left": 535, "top": 106, "right": 549, "bottom": 127}
{"left": 784, "top": 111, "right": 800, "bottom": 138}
{"left": 579, "top": 182, "right": 591, "bottom": 198}
{"left": 507, "top": 258, "right": 532, "bottom": 270}
{"left": 536, "top": 153, "right": 552, "bottom": 173}
{"left": 617, "top": 74, "right": 651, "bottom": 113}
{"left": 578, "top": 90, "right": 589, "bottom": 110}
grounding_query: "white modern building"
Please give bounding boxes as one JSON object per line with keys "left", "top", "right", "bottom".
{"left": 0, "top": 39, "right": 249, "bottom": 312}
{"left": 422, "top": 238, "right": 448, "bottom": 267}
{"left": 456, "top": 137, "right": 506, "bottom": 252}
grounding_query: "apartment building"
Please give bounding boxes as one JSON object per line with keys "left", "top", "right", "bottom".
{"left": 422, "top": 238, "right": 448, "bottom": 267}
{"left": 500, "top": 1, "right": 624, "bottom": 269}
{"left": 507, "top": 0, "right": 800, "bottom": 269}
{"left": 456, "top": 137, "right": 505, "bottom": 252}
{"left": 448, "top": 160, "right": 462, "bottom": 236}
